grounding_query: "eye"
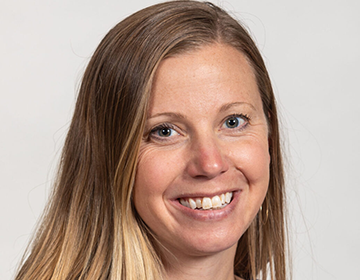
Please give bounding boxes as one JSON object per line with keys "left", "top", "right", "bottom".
{"left": 223, "top": 114, "right": 247, "bottom": 129}
{"left": 157, "top": 127, "right": 175, "bottom": 137}
{"left": 149, "top": 123, "right": 180, "bottom": 141}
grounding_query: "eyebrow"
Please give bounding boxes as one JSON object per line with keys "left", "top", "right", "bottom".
{"left": 218, "top": 101, "right": 257, "bottom": 113}
{"left": 147, "top": 112, "right": 187, "bottom": 120}
{"left": 147, "top": 102, "right": 257, "bottom": 120}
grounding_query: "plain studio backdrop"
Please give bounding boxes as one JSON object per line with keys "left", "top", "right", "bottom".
{"left": 1, "top": 0, "right": 359, "bottom": 279}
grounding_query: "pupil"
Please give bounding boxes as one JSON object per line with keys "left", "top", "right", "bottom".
{"left": 227, "top": 117, "right": 238, "bottom": 128}
{"left": 160, "top": 128, "right": 171, "bottom": 137}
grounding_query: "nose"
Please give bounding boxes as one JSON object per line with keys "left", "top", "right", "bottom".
{"left": 186, "top": 134, "right": 229, "bottom": 179}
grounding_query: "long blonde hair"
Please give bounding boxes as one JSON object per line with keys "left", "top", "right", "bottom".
{"left": 15, "top": 1, "right": 288, "bottom": 279}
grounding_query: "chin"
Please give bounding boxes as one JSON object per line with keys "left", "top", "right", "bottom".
{"left": 163, "top": 225, "right": 244, "bottom": 258}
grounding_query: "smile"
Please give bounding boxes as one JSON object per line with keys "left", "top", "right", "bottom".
{"left": 179, "top": 192, "right": 233, "bottom": 210}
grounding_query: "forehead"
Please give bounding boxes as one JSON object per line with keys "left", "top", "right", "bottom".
{"left": 149, "top": 44, "right": 262, "bottom": 116}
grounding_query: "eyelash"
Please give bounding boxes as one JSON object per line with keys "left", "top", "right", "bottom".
{"left": 147, "top": 113, "right": 251, "bottom": 142}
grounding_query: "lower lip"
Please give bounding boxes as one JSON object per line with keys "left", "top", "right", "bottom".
{"left": 171, "top": 191, "right": 241, "bottom": 221}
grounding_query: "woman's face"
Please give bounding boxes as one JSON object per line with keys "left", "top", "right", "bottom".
{"left": 133, "top": 44, "right": 270, "bottom": 258}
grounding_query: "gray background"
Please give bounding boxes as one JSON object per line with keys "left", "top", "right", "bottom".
{"left": 1, "top": 0, "right": 359, "bottom": 279}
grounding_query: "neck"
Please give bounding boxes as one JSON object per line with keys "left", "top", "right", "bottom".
{"left": 162, "top": 244, "right": 239, "bottom": 280}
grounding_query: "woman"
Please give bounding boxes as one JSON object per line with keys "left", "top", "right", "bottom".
{"left": 15, "top": 1, "right": 288, "bottom": 279}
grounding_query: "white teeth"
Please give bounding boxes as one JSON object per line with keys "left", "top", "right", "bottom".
{"left": 225, "top": 192, "right": 233, "bottom": 203}
{"left": 202, "top": 197, "right": 212, "bottom": 209}
{"left": 180, "top": 198, "right": 190, "bottom": 208}
{"left": 189, "top": 198, "right": 196, "bottom": 209}
{"left": 196, "top": 198, "right": 202, "bottom": 208}
{"left": 179, "top": 192, "right": 233, "bottom": 210}
{"left": 211, "top": 196, "right": 221, "bottom": 208}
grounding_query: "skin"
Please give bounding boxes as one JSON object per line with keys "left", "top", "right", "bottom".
{"left": 134, "top": 43, "right": 270, "bottom": 280}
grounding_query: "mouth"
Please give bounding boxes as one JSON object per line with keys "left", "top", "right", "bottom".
{"left": 178, "top": 192, "right": 233, "bottom": 210}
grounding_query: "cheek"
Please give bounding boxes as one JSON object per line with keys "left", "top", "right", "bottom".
{"left": 246, "top": 144, "right": 270, "bottom": 179}
{"left": 245, "top": 141, "right": 270, "bottom": 211}
{"left": 230, "top": 138, "right": 270, "bottom": 187}
{"left": 232, "top": 139, "right": 270, "bottom": 222}
{"left": 133, "top": 146, "right": 181, "bottom": 212}
{"left": 133, "top": 153, "right": 163, "bottom": 229}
